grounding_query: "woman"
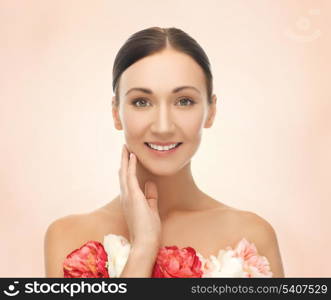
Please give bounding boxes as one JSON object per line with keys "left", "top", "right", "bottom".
{"left": 44, "top": 27, "right": 284, "bottom": 278}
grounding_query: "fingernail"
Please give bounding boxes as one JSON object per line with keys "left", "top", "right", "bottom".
{"left": 130, "top": 153, "right": 134, "bottom": 159}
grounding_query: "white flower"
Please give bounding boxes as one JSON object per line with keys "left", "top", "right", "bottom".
{"left": 199, "top": 249, "right": 247, "bottom": 277}
{"left": 103, "top": 234, "right": 131, "bottom": 277}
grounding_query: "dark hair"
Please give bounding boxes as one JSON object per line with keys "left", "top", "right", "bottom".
{"left": 112, "top": 26, "right": 213, "bottom": 106}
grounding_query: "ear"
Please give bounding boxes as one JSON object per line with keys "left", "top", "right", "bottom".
{"left": 204, "top": 94, "right": 217, "bottom": 128}
{"left": 112, "top": 96, "right": 123, "bottom": 130}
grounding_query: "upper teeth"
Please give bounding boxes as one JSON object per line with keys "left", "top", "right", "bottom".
{"left": 147, "top": 143, "right": 179, "bottom": 151}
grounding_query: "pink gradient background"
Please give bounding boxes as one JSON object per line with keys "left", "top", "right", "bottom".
{"left": 0, "top": 0, "right": 330, "bottom": 277}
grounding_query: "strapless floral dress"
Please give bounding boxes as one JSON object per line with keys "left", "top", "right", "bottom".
{"left": 63, "top": 234, "right": 273, "bottom": 278}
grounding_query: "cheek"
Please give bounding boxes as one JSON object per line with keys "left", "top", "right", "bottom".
{"left": 178, "top": 111, "right": 205, "bottom": 140}
{"left": 122, "top": 109, "right": 146, "bottom": 139}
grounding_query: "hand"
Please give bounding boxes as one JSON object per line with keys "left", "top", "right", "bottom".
{"left": 118, "top": 144, "right": 162, "bottom": 250}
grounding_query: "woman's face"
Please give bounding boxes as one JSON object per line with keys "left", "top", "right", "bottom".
{"left": 112, "top": 48, "right": 216, "bottom": 176}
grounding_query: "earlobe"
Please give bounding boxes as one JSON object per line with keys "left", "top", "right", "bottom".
{"left": 204, "top": 95, "right": 217, "bottom": 128}
{"left": 112, "top": 96, "right": 123, "bottom": 131}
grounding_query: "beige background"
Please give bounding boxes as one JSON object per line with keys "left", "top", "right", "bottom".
{"left": 0, "top": 0, "right": 330, "bottom": 277}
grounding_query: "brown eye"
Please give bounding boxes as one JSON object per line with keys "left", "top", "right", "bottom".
{"left": 131, "top": 98, "right": 150, "bottom": 107}
{"left": 177, "top": 98, "right": 196, "bottom": 106}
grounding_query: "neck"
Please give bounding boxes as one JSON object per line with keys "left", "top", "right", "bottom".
{"left": 135, "top": 159, "right": 203, "bottom": 220}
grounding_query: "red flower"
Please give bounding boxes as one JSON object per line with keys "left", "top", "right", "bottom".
{"left": 63, "top": 241, "right": 110, "bottom": 278}
{"left": 152, "top": 246, "right": 203, "bottom": 278}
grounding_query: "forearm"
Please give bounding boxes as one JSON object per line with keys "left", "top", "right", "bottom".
{"left": 120, "top": 246, "right": 159, "bottom": 278}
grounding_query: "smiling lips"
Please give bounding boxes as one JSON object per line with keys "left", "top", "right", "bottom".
{"left": 144, "top": 142, "right": 183, "bottom": 154}
{"left": 146, "top": 141, "right": 182, "bottom": 146}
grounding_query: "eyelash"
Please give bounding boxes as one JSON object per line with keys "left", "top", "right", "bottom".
{"left": 131, "top": 97, "right": 196, "bottom": 108}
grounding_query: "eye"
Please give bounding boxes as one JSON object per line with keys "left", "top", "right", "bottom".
{"left": 177, "top": 97, "right": 196, "bottom": 106}
{"left": 131, "top": 98, "right": 150, "bottom": 108}
{"left": 131, "top": 97, "right": 196, "bottom": 108}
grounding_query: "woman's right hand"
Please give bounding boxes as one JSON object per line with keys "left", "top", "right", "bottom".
{"left": 118, "top": 144, "right": 162, "bottom": 251}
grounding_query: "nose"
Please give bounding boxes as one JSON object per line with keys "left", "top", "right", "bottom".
{"left": 150, "top": 102, "right": 175, "bottom": 134}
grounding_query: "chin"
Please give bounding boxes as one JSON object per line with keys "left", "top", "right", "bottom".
{"left": 140, "top": 160, "right": 186, "bottom": 177}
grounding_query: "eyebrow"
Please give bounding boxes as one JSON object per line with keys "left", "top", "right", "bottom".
{"left": 125, "top": 86, "right": 201, "bottom": 96}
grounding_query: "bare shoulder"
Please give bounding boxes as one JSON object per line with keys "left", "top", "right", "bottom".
{"left": 214, "top": 207, "right": 285, "bottom": 277}
{"left": 44, "top": 212, "right": 98, "bottom": 277}
{"left": 45, "top": 213, "right": 91, "bottom": 242}
{"left": 44, "top": 201, "right": 126, "bottom": 276}
{"left": 218, "top": 208, "right": 276, "bottom": 234}
{"left": 231, "top": 209, "right": 280, "bottom": 253}
{"left": 45, "top": 207, "right": 120, "bottom": 249}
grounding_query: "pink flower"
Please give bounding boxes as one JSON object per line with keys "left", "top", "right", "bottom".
{"left": 63, "top": 241, "right": 110, "bottom": 278}
{"left": 152, "top": 246, "right": 203, "bottom": 278}
{"left": 233, "top": 238, "right": 273, "bottom": 277}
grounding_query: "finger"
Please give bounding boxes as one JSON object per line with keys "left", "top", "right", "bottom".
{"left": 144, "top": 181, "right": 159, "bottom": 212}
{"left": 127, "top": 152, "right": 143, "bottom": 198}
{"left": 119, "top": 144, "right": 129, "bottom": 195}
{"left": 144, "top": 181, "right": 158, "bottom": 200}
